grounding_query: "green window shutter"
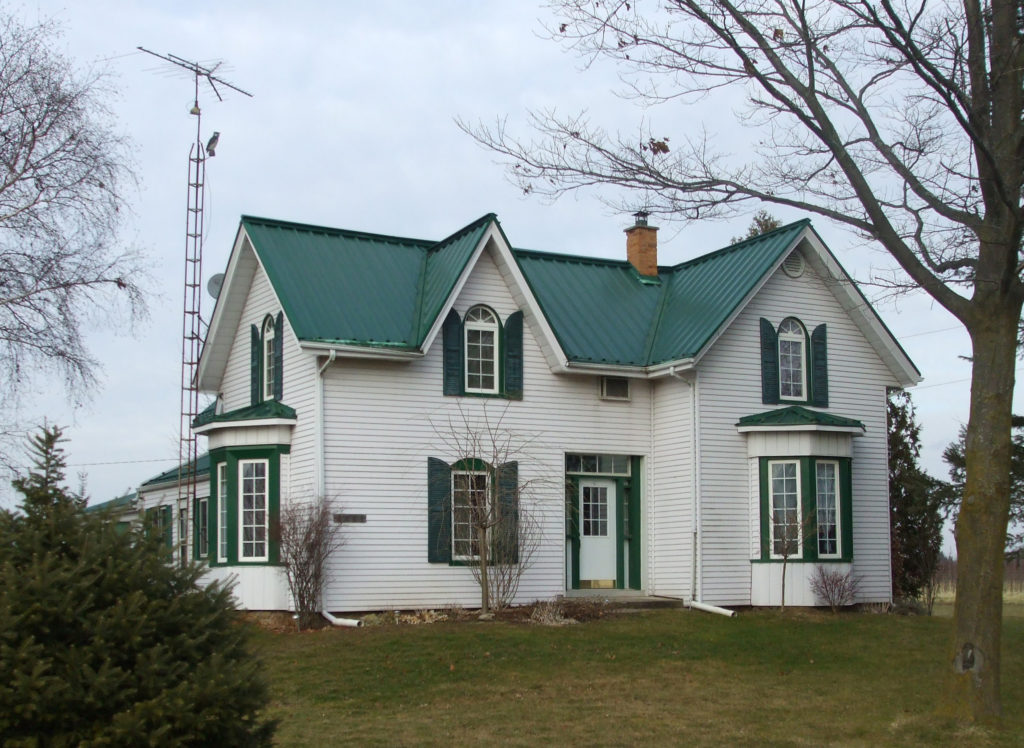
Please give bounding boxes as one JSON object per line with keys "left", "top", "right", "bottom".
{"left": 810, "top": 324, "right": 828, "bottom": 407}
{"left": 161, "top": 505, "right": 173, "bottom": 549}
{"left": 250, "top": 324, "right": 260, "bottom": 406}
{"left": 758, "top": 458, "right": 770, "bottom": 560}
{"left": 494, "top": 461, "right": 519, "bottom": 564}
{"left": 442, "top": 309, "right": 463, "bottom": 396}
{"left": 427, "top": 457, "right": 452, "bottom": 563}
{"left": 840, "top": 458, "right": 853, "bottom": 561}
{"left": 503, "top": 311, "right": 524, "bottom": 399}
{"left": 273, "top": 312, "right": 284, "bottom": 401}
{"left": 760, "top": 318, "right": 780, "bottom": 405}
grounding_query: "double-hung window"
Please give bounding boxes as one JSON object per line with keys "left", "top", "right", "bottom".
{"left": 464, "top": 307, "right": 499, "bottom": 394}
{"left": 196, "top": 497, "right": 209, "bottom": 558}
{"left": 769, "top": 460, "right": 801, "bottom": 557}
{"left": 239, "top": 459, "right": 269, "bottom": 561}
{"left": 263, "top": 316, "right": 277, "bottom": 400}
{"left": 815, "top": 461, "right": 840, "bottom": 558}
{"left": 217, "top": 463, "right": 228, "bottom": 562}
{"left": 452, "top": 470, "right": 489, "bottom": 559}
{"left": 777, "top": 318, "right": 806, "bottom": 400}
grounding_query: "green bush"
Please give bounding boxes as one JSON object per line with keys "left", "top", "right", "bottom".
{"left": 0, "top": 427, "right": 275, "bottom": 745}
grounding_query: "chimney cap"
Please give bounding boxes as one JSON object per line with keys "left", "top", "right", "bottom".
{"left": 632, "top": 210, "right": 650, "bottom": 227}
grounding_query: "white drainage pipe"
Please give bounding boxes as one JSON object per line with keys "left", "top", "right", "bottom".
{"left": 322, "top": 610, "right": 363, "bottom": 627}
{"left": 688, "top": 600, "right": 736, "bottom": 618}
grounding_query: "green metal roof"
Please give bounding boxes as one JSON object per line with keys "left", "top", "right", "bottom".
{"left": 736, "top": 405, "right": 865, "bottom": 430}
{"left": 193, "top": 399, "right": 297, "bottom": 428}
{"left": 86, "top": 491, "right": 137, "bottom": 514}
{"left": 515, "top": 220, "right": 810, "bottom": 365}
{"left": 140, "top": 453, "right": 211, "bottom": 488}
{"left": 238, "top": 214, "right": 811, "bottom": 367}
{"left": 242, "top": 214, "right": 492, "bottom": 349}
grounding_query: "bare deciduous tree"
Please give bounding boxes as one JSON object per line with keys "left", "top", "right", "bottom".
{"left": 275, "top": 499, "right": 344, "bottom": 630}
{"left": 431, "top": 403, "right": 546, "bottom": 616}
{"left": 0, "top": 10, "right": 145, "bottom": 430}
{"left": 463, "top": 0, "right": 1021, "bottom": 719}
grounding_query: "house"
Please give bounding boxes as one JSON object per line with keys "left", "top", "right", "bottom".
{"left": 128, "top": 211, "right": 919, "bottom": 611}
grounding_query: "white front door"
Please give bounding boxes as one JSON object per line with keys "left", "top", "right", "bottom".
{"left": 579, "top": 479, "right": 616, "bottom": 586}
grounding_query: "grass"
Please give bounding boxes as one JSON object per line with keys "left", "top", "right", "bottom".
{"left": 257, "top": 606, "right": 1024, "bottom": 746}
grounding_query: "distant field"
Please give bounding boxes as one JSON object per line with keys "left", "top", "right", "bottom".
{"left": 256, "top": 606, "right": 1023, "bottom": 746}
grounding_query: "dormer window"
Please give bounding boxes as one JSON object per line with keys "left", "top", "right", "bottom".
{"left": 777, "top": 318, "right": 806, "bottom": 401}
{"left": 464, "top": 306, "right": 499, "bottom": 394}
{"left": 263, "top": 316, "right": 277, "bottom": 400}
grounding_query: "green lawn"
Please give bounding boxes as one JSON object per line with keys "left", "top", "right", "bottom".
{"left": 256, "top": 606, "right": 1024, "bottom": 746}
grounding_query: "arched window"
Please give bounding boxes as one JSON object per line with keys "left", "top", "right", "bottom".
{"left": 778, "top": 317, "right": 806, "bottom": 400}
{"left": 262, "top": 315, "right": 277, "bottom": 400}
{"left": 464, "top": 306, "right": 499, "bottom": 393}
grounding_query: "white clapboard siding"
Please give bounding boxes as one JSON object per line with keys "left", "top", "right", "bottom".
{"left": 696, "top": 253, "right": 898, "bottom": 606}
{"left": 212, "top": 262, "right": 318, "bottom": 498}
{"left": 319, "top": 246, "right": 655, "bottom": 611}
{"left": 649, "top": 376, "right": 694, "bottom": 599}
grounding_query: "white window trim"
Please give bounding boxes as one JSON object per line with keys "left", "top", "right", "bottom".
{"left": 599, "top": 376, "right": 631, "bottom": 401}
{"left": 815, "top": 460, "right": 842, "bottom": 559}
{"left": 451, "top": 469, "right": 490, "bottom": 561}
{"left": 263, "top": 316, "right": 276, "bottom": 401}
{"left": 238, "top": 458, "right": 270, "bottom": 563}
{"left": 464, "top": 306, "right": 499, "bottom": 395}
{"left": 768, "top": 459, "right": 802, "bottom": 559}
{"left": 217, "top": 463, "right": 228, "bottom": 563}
{"left": 778, "top": 318, "right": 807, "bottom": 402}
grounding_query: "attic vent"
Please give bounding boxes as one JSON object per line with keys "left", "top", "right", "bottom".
{"left": 782, "top": 251, "right": 806, "bottom": 278}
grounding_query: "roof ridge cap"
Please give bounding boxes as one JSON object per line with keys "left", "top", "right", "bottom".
{"left": 667, "top": 218, "right": 811, "bottom": 272}
{"left": 427, "top": 213, "right": 497, "bottom": 252}
{"left": 241, "top": 215, "right": 433, "bottom": 248}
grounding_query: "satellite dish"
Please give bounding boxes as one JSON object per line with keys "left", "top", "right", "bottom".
{"left": 207, "top": 273, "right": 225, "bottom": 299}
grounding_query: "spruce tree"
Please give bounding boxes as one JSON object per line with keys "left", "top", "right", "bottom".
{"left": 888, "top": 391, "right": 945, "bottom": 601}
{"left": 0, "top": 426, "right": 276, "bottom": 744}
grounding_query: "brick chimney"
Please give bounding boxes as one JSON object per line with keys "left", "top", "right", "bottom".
{"left": 625, "top": 211, "right": 659, "bottom": 277}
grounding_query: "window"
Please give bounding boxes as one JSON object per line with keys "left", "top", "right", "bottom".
{"left": 758, "top": 457, "right": 851, "bottom": 562}
{"left": 600, "top": 376, "right": 630, "bottom": 400}
{"left": 178, "top": 507, "right": 188, "bottom": 565}
{"left": 777, "top": 318, "right": 806, "bottom": 400}
{"left": 427, "top": 457, "right": 518, "bottom": 565}
{"left": 217, "top": 463, "right": 228, "bottom": 562}
{"left": 452, "top": 470, "right": 488, "bottom": 559}
{"left": 250, "top": 312, "right": 283, "bottom": 405}
{"left": 263, "top": 315, "right": 277, "bottom": 400}
{"left": 464, "top": 307, "right": 498, "bottom": 393}
{"left": 769, "top": 460, "right": 801, "bottom": 557}
{"left": 816, "top": 461, "right": 839, "bottom": 557}
{"left": 196, "top": 497, "right": 209, "bottom": 558}
{"left": 565, "top": 453, "right": 631, "bottom": 476}
{"left": 441, "top": 307, "right": 524, "bottom": 399}
{"left": 759, "top": 317, "right": 828, "bottom": 407}
{"left": 582, "top": 484, "right": 609, "bottom": 537}
{"left": 239, "top": 459, "right": 269, "bottom": 561}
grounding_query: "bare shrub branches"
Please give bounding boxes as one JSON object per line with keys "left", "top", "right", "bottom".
{"left": 275, "top": 498, "right": 344, "bottom": 630}
{"left": 811, "top": 565, "right": 861, "bottom": 612}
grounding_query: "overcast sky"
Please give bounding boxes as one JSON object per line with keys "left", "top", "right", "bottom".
{"left": 4, "top": 2, "right": 1008, "bottom": 549}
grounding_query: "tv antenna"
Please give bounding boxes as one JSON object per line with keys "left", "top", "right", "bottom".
{"left": 137, "top": 46, "right": 252, "bottom": 564}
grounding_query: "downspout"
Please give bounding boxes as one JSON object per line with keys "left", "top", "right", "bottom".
{"left": 322, "top": 610, "right": 363, "bottom": 628}
{"left": 669, "top": 366, "right": 731, "bottom": 617}
{"left": 317, "top": 351, "right": 337, "bottom": 498}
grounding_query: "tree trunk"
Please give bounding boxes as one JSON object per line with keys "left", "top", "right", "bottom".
{"left": 780, "top": 556, "right": 787, "bottom": 611}
{"left": 946, "top": 305, "right": 1019, "bottom": 720}
{"left": 478, "top": 524, "right": 490, "bottom": 615}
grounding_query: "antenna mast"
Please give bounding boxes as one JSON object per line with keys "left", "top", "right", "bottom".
{"left": 137, "top": 47, "right": 252, "bottom": 564}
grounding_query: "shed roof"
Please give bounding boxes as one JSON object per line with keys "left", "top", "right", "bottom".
{"left": 737, "top": 405, "right": 865, "bottom": 431}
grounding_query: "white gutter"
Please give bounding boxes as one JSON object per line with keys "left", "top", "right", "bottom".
{"left": 322, "top": 610, "right": 362, "bottom": 628}
{"left": 317, "top": 350, "right": 337, "bottom": 497}
{"left": 688, "top": 600, "right": 736, "bottom": 617}
{"left": 302, "top": 341, "right": 423, "bottom": 361}
{"left": 669, "top": 365, "right": 703, "bottom": 608}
